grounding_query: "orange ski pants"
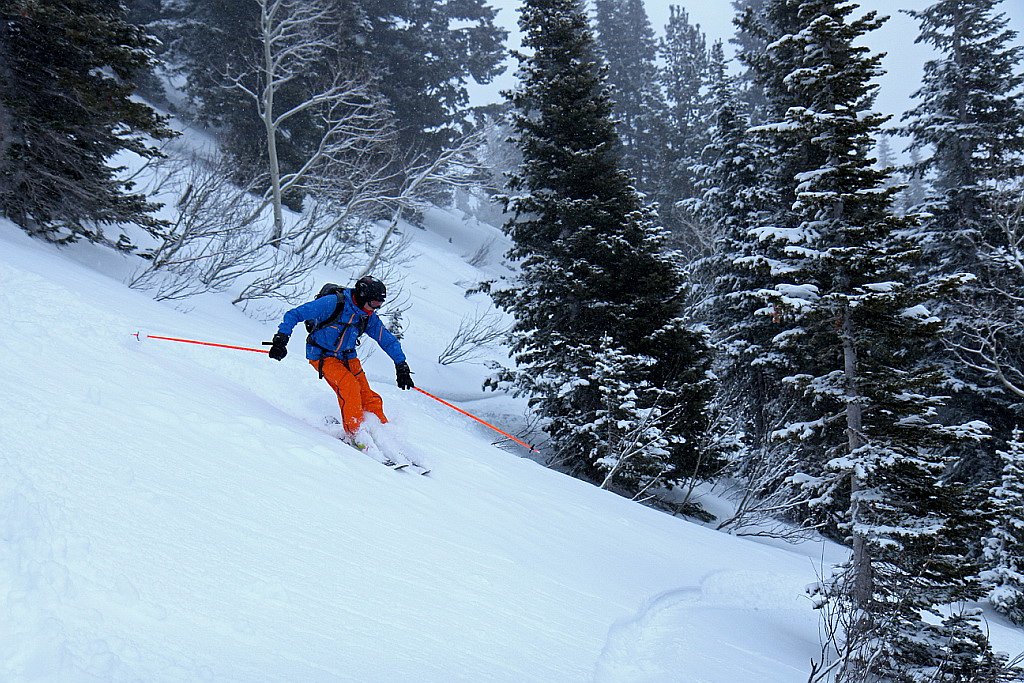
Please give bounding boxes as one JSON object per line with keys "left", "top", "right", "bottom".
{"left": 311, "top": 357, "right": 387, "bottom": 434}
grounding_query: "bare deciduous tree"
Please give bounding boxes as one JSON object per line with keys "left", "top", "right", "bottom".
{"left": 597, "top": 403, "right": 680, "bottom": 497}
{"left": 290, "top": 140, "right": 401, "bottom": 258}
{"left": 946, "top": 188, "right": 1024, "bottom": 398}
{"left": 466, "top": 236, "right": 498, "bottom": 268}
{"left": 230, "top": 0, "right": 398, "bottom": 246}
{"left": 232, "top": 249, "right": 310, "bottom": 308}
{"left": 714, "top": 445, "right": 819, "bottom": 542}
{"left": 438, "top": 308, "right": 510, "bottom": 366}
{"left": 359, "top": 131, "right": 489, "bottom": 278}
{"left": 128, "top": 155, "right": 269, "bottom": 300}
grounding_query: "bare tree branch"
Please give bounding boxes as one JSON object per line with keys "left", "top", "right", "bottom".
{"left": 359, "top": 131, "right": 488, "bottom": 277}
{"left": 438, "top": 308, "right": 510, "bottom": 365}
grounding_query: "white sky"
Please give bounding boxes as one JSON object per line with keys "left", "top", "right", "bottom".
{"left": 473, "top": 0, "right": 1024, "bottom": 131}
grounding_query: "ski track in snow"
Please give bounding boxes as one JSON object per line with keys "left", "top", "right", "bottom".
{"left": 594, "top": 570, "right": 814, "bottom": 682}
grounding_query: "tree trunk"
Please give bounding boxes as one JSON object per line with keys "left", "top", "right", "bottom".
{"left": 842, "top": 303, "right": 872, "bottom": 608}
{"left": 261, "top": 5, "right": 284, "bottom": 245}
{"left": 359, "top": 206, "right": 402, "bottom": 278}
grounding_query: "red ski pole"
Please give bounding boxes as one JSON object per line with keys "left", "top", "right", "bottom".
{"left": 133, "top": 332, "right": 269, "bottom": 354}
{"left": 134, "top": 332, "right": 536, "bottom": 451}
{"left": 414, "top": 387, "right": 538, "bottom": 453}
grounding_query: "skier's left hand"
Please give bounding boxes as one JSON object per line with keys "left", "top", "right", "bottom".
{"left": 396, "top": 362, "right": 415, "bottom": 390}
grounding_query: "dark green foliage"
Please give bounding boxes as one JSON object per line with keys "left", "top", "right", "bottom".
{"left": 592, "top": 0, "right": 667, "bottom": 195}
{"left": 834, "top": 479, "right": 999, "bottom": 681}
{"left": 354, "top": 0, "right": 507, "bottom": 155}
{"left": 688, "top": 42, "right": 783, "bottom": 465}
{"left": 499, "top": 0, "right": 720, "bottom": 498}
{"left": 730, "top": 0, "right": 769, "bottom": 123}
{"left": 900, "top": 0, "right": 1024, "bottom": 483}
{"left": 656, "top": 5, "right": 712, "bottom": 244}
{"left": 0, "top": 0, "right": 174, "bottom": 243}
{"left": 161, "top": 0, "right": 506, "bottom": 177}
{"left": 984, "top": 431, "right": 1024, "bottom": 626}
{"left": 737, "top": 0, "right": 1003, "bottom": 677}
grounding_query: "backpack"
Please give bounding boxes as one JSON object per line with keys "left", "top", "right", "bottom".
{"left": 304, "top": 282, "right": 371, "bottom": 349}
{"left": 305, "top": 283, "right": 346, "bottom": 335}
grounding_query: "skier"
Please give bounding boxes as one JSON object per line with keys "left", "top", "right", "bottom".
{"left": 265, "top": 276, "right": 415, "bottom": 436}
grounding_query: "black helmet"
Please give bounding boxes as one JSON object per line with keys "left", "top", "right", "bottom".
{"left": 354, "top": 275, "right": 387, "bottom": 307}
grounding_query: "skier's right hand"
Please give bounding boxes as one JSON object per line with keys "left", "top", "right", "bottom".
{"left": 266, "top": 332, "right": 289, "bottom": 361}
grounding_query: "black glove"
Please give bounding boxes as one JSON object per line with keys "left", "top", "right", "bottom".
{"left": 265, "top": 332, "right": 289, "bottom": 361}
{"left": 396, "top": 361, "right": 414, "bottom": 390}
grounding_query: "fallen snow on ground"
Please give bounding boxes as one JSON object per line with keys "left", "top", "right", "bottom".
{"left": 2, "top": 213, "right": 1022, "bottom": 681}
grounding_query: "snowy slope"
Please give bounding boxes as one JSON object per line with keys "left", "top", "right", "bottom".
{"left": 1, "top": 215, "right": 1021, "bottom": 682}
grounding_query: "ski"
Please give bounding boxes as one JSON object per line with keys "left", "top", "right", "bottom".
{"left": 363, "top": 424, "right": 431, "bottom": 475}
{"left": 318, "top": 418, "right": 416, "bottom": 472}
{"left": 324, "top": 420, "right": 430, "bottom": 474}
{"left": 355, "top": 446, "right": 409, "bottom": 471}
{"left": 342, "top": 432, "right": 408, "bottom": 471}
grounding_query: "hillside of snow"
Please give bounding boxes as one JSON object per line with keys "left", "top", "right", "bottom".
{"left": 3, "top": 198, "right": 1023, "bottom": 680}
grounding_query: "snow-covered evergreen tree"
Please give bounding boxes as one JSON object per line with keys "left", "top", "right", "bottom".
{"left": 874, "top": 134, "right": 899, "bottom": 193}
{"left": 742, "top": 0, "right": 999, "bottom": 678}
{"left": 984, "top": 428, "right": 1024, "bottom": 626}
{"left": 497, "top": 0, "right": 721, "bottom": 501}
{"left": 900, "top": 0, "right": 1024, "bottom": 481}
{"left": 873, "top": 133, "right": 919, "bottom": 217}
{"left": 587, "top": 338, "right": 671, "bottom": 494}
{"left": 657, "top": 6, "right": 713, "bottom": 250}
{"left": 898, "top": 147, "right": 929, "bottom": 216}
{"left": 591, "top": 0, "right": 668, "bottom": 197}
{"left": 0, "top": 0, "right": 174, "bottom": 243}
{"left": 688, "top": 41, "right": 783, "bottom": 470}
{"left": 720, "top": 0, "right": 819, "bottom": 496}
{"left": 730, "top": 0, "right": 770, "bottom": 123}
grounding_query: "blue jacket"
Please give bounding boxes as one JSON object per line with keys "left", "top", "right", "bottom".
{"left": 277, "top": 289, "right": 407, "bottom": 364}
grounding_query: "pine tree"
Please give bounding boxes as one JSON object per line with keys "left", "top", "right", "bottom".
{"left": 730, "top": 0, "right": 769, "bottom": 123}
{"left": 498, "top": 0, "right": 720, "bottom": 500}
{"left": 900, "top": 0, "right": 1024, "bottom": 483}
{"left": 717, "top": 0, "right": 813, "bottom": 479}
{"left": 0, "top": 0, "right": 174, "bottom": 243}
{"left": 874, "top": 133, "right": 920, "bottom": 217}
{"left": 591, "top": 0, "right": 667, "bottom": 195}
{"left": 352, "top": 0, "right": 507, "bottom": 155}
{"left": 657, "top": 6, "right": 713, "bottom": 248}
{"left": 984, "top": 429, "right": 1024, "bottom": 626}
{"left": 743, "top": 1, "right": 999, "bottom": 677}
{"left": 874, "top": 134, "right": 898, "bottom": 193}
{"left": 122, "top": 0, "right": 167, "bottom": 103}
{"left": 899, "top": 147, "right": 929, "bottom": 216}
{"left": 586, "top": 338, "right": 671, "bottom": 492}
{"left": 688, "top": 41, "right": 782, "bottom": 466}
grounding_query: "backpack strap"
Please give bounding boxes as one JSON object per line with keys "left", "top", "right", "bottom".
{"left": 307, "top": 292, "right": 345, "bottom": 335}
{"left": 306, "top": 293, "right": 372, "bottom": 378}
